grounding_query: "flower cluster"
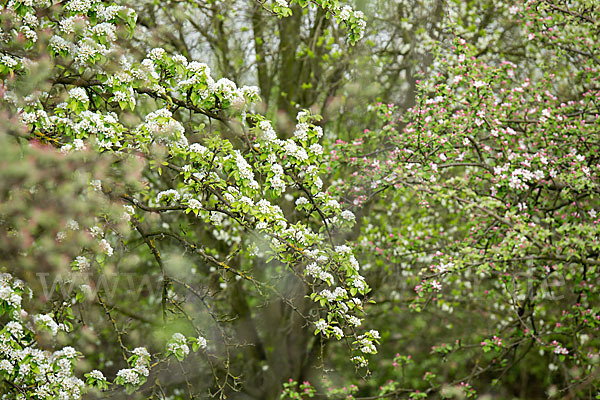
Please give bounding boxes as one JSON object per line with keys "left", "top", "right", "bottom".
{"left": 165, "top": 332, "right": 190, "bottom": 361}
{"left": 268, "top": 0, "right": 366, "bottom": 44}
{"left": 0, "top": 274, "right": 88, "bottom": 399}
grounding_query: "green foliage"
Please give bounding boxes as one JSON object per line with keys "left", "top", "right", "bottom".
{"left": 1, "top": 0, "right": 599, "bottom": 399}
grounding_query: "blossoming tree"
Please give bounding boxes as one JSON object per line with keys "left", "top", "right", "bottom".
{"left": 330, "top": 0, "right": 600, "bottom": 398}
{"left": 0, "top": 0, "right": 374, "bottom": 398}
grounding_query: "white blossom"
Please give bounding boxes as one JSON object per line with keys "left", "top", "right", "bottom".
{"left": 315, "top": 319, "right": 328, "bottom": 331}
{"left": 196, "top": 336, "right": 207, "bottom": 350}
{"left": 68, "top": 87, "right": 88, "bottom": 103}
{"left": 99, "top": 239, "right": 113, "bottom": 257}
{"left": 88, "top": 370, "right": 105, "bottom": 380}
{"left": 74, "top": 256, "right": 90, "bottom": 271}
{"left": 116, "top": 368, "right": 140, "bottom": 385}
